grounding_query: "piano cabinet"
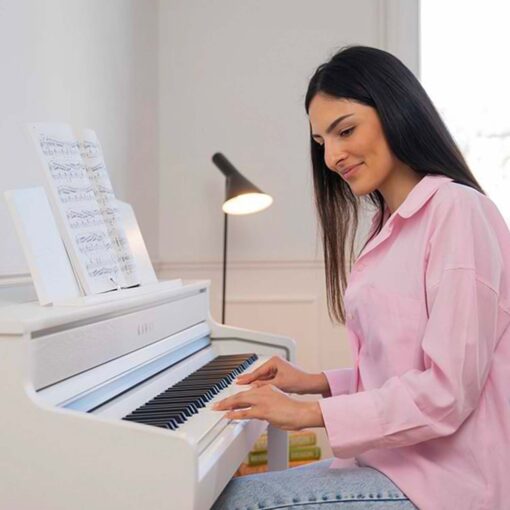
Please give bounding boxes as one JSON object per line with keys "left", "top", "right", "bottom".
{"left": 0, "top": 280, "right": 296, "bottom": 510}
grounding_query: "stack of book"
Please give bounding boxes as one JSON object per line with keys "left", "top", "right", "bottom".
{"left": 234, "top": 430, "right": 321, "bottom": 476}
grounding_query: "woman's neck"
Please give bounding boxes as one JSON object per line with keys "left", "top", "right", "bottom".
{"left": 378, "top": 167, "right": 423, "bottom": 215}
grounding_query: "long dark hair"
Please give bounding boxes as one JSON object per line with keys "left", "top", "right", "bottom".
{"left": 305, "top": 45, "right": 484, "bottom": 324}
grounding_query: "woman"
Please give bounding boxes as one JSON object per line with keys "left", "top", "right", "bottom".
{"left": 212, "top": 46, "right": 510, "bottom": 510}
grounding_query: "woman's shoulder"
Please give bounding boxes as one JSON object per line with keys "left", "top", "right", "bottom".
{"left": 435, "top": 178, "right": 482, "bottom": 201}
{"left": 430, "top": 178, "right": 493, "bottom": 216}
{"left": 429, "top": 178, "right": 509, "bottom": 241}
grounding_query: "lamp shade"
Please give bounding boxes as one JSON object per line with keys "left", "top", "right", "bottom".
{"left": 212, "top": 153, "right": 273, "bottom": 215}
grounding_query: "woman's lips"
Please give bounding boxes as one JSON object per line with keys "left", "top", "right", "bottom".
{"left": 342, "top": 163, "right": 363, "bottom": 180}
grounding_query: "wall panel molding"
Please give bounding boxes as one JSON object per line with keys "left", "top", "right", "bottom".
{"left": 227, "top": 296, "right": 316, "bottom": 305}
{"left": 0, "top": 273, "right": 31, "bottom": 288}
{"left": 155, "top": 259, "right": 325, "bottom": 272}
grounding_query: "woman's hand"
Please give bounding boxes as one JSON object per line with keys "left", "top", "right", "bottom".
{"left": 212, "top": 385, "right": 324, "bottom": 430}
{"left": 235, "top": 356, "right": 330, "bottom": 395}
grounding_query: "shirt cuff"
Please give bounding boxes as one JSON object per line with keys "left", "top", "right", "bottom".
{"left": 319, "top": 391, "right": 384, "bottom": 458}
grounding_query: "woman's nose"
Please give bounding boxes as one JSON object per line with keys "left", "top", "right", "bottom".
{"left": 324, "top": 142, "right": 348, "bottom": 172}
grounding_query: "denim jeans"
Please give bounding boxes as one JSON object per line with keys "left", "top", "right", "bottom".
{"left": 211, "top": 459, "right": 418, "bottom": 510}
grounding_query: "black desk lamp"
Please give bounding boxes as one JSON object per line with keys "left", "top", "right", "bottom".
{"left": 211, "top": 152, "right": 273, "bottom": 324}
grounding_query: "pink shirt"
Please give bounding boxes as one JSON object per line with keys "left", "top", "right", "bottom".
{"left": 319, "top": 174, "right": 510, "bottom": 510}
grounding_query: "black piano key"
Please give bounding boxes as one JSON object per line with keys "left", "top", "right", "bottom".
{"left": 125, "top": 413, "right": 185, "bottom": 425}
{"left": 160, "top": 388, "right": 212, "bottom": 396}
{"left": 173, "top": 384, "right": 221, "bottom": 395}
{"left": 123, "top": 416, "right": 180, "bottom": 429}
{"left": 193, "top": 371, "right": 234, "bottom": 378}
{"left": 137, "top": 403, "right": 195, "bottom": 413}
{"left": 136, "top": 404, "right": 191, "bottom": 416}
{"left": 197, "top": 365, "right": 241, "bottom": 371}
{"left": 130, "top": 411, "right": 189, "bottom": 422}
{"left": 152, "top": 395, "right": 207, "bottom": 407}
{"left": 194, "top": 372, "right": 235, "bottom": 381}
{"left": 149, "top": 396, "right": 204, "bottom": 409}
{"left": 160, "top": 389, "right": 213, "bottom": 403}
{"left": 180, "top": 378, "right": 229, "bottom": 390}
{"left": 133, "top": 405, "right": 196, "bottom": 418}
{"left": 131, "top": 404, "right": 191, "bottom": 415}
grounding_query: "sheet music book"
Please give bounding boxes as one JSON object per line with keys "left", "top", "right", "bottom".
{"left": 28, "top": 123, "right": 141, "bottom": 296}
{"left": 5, "top": 188, "right": 171, "bottom": 307}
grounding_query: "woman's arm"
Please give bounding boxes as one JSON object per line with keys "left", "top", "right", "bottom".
{"left": 235, "top": 356, "right": 340, "bottom": 395}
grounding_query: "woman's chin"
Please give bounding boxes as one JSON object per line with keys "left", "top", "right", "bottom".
{"left": 348, "top": 181, "right": 377, "bottom": 196}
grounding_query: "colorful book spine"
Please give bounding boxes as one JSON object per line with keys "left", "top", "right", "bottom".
{"left": 235, "top": 460, "right": 316, "bottom": 477}
{"left": 248, "top": 445, "right": 321, "bottom": 466}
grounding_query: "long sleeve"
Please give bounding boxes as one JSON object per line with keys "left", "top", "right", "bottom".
{"left": 319, "top": 190, "right": 504, "bottom": 458}
{"left": 322, "top": 368, "right": 355, "bottom": 396}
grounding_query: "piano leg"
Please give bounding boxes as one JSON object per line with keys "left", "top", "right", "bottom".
{"left": 267, "top": 425, "right": 288, "bottom": 471}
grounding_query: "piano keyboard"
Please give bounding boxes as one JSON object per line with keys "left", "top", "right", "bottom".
{"left": 122, "top": 353, "right": 258, "bottom": 431}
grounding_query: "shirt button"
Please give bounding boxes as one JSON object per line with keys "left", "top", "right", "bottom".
{"left": 347, "top": 312, "right": 354, "bottom": 321}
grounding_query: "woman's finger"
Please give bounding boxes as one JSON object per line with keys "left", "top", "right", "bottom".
{"left": 236, "top": 363, "right": 276, "bottom": 384}
{"left": 250, "top": 380, "right": 272, "bottom": 388}
{"left": 212, "top": 389, "right": 257, "bottom": 410}
{"left": 225, "top": 409, "right": 254, "bottom": 420}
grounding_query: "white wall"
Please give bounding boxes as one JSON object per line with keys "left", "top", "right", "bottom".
{"left": 0, "top": 0, "right": 159, "bottom": 277}
{"left": 158, "top": 0, "right": 379, "bottom": 264}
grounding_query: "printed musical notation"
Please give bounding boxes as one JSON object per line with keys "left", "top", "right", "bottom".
{"left": 58, "top": 185, "right": 96, "bottom": 203}
{"left": 66, "top": 208, "right": 106, "bottom": 229}
{"left": 48, "top": 160, "right": 87, "bottom": 182}
{"left": 29, "top": 123, "right": 129, "bottom": 295}
{"left": 80, "top": 129, "right": 140, "bottom": 287}
{"left": 39, "top": 135, "right": 80, "bottom": 158}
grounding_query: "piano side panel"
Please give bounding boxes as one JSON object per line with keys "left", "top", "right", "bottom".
{"left": 211, "top": 337, "right": 289, "bottom": 360}
{"left": 198, "top": 419, "right": 267, "bottom": 509}
{"left": 209, "top": 318, "right": 296, "bottom": 363}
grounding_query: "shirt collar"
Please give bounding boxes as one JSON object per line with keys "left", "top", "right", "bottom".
{"left": 370, "top": 173, "right": 454, "bottom": 228}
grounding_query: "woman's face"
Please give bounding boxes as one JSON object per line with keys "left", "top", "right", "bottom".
{"left": 308, "top": 93, "right": 402, "bottom": 196}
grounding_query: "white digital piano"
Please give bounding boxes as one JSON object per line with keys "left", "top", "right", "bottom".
{"left": 0, "top": 280, "right": 295, "bottom": 510}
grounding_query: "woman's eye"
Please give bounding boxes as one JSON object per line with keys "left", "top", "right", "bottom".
{"left": 339, "top": 127, "right": 355, "bottom": 137}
